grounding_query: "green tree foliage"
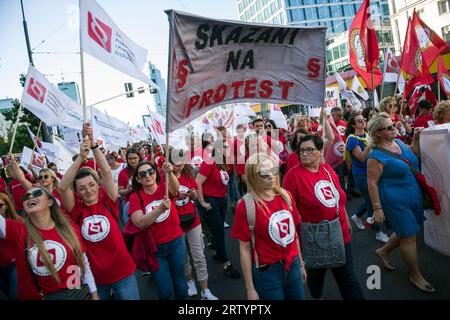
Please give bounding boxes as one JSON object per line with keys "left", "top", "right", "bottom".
{"left": 0, "top": 98, "right": 42, "bottom": 155}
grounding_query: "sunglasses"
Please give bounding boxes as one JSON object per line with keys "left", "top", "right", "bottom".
{"left": 265, "top": 125, "right": 272, "bottom": 128}
{"left": 299, "top": 147, "right": 317, "bottom": 155}
{"left": 259, "top": 167, "right": 279, "bottom": 178}
{"left": 137, "top": 168, "right": 155, "bottom": 178}
{"left": 22, "top": 189, "right": 44, "bottom": 202}
{"left": 39, "top": 174, "right": 50, "bottom": 181}
{"left": 379, "top": 125, "right": 395, "bottom": 132}
{"left": 356, "top": 119, "right": 366, "bottom": 123}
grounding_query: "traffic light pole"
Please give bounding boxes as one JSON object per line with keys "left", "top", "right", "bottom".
{"left": 20, "top": 0, "right": 52, "bottom": 143}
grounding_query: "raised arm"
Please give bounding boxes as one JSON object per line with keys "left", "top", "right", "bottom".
{"left": 7, "top": 155, "right": 33, "bottom": 191}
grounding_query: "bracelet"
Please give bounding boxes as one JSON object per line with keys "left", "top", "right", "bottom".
{"left": 372, "top": 202, "right": 381, "bottom": 206}
{"left": 374, "top": 208, "right": 383, "bottom": 212}
{"left": 300, "top": 260, "right": 306, "bottom": 267}
{"left": 90, "top": 144, "right": 99, "bottom": 150}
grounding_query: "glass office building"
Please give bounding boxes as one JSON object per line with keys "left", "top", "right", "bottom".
{"left": 237, "top": 0, "right": 391, "bottom": 36}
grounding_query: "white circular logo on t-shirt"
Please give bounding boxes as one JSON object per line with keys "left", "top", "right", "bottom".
{"left": 146, "top": 200, "right": 170, "bottom": 223}
{"left": 28, "top": 240, "right": 67, "bottom": 276}
{"left": 220, "top": 170, "right": 229, "bottom": 186}
{"left": 191, "top": 156, "right": 203, "bottom": 168}
{"left": 268, "top": 210, "right": 295, "bottom": 248}
{"left": 81, "top": 215, "right": 111, "bottom": 242}
{"left": 176, "top": 185, "right": 190, "bottom": 207}
{"left": 314, "top": 180, "right": 339, "bottom": 208}
{"left": 333, "top": 140, "right": 345, "bottom": 157}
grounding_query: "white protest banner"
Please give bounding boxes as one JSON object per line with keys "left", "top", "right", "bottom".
{"left": 325, "top": 86, "right": 340, "bottom": 109}
{"left": 308, "top": 105, "right": 322, "bottom": 118}
{"left": 40, "top": 142, "right": 60, "bottom": 165}
{"left": 166, "top": 10, "right": 326, "bottom": 131}
{"left": 351, "top": 75, "right": 369, "bottom": 101}
{"left": 91, "top": 106, "right": 129, "bottom": 147}
{"left": 20, "top": 146, "right": 46, "bottom": 172}
{"left": 80, "top": 0, "right": 157, "bottom": 88}
{"left": 144, "top": 111, "right": 166, "bottom": 146}
{"left": 21, "top": 66, "right": 84, "bottom": 129}
{"left": 62, "top": 127, "right": 83, "bottom": 152}
{"left": 52, "top": 136, "right": 77, "bottom": 174}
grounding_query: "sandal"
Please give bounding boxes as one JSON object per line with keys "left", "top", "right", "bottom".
{"left": 409, "top": 278, "right": 435, "bottom": 293}
{"left": 375, "top": 249, "right": 396, "bottom": 271}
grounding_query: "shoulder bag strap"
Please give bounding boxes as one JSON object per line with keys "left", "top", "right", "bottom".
{"left": 24, "top": 237, "right": 44, "bottom": 299}
{"left": 323, "top": 166, "right": 340, "bottom": 218}
{"left": 372, "top": 147, "right": 417, "bottom": 175}
{"left": 279, "top": 189, "right": 293, "bottom": 211}
{"left": 243, "top": 193, "right": 259, "bottom": 268}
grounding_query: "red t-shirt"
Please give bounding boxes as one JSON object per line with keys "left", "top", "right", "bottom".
{"left": 4, "top": 219, "right": 87, "bottom": 300}
{"left": 0, "top": 234, "right": 15, "bottom": 267}
{"left": 0, "top": 177, "right": 6, "bottom": 193}
{"left": 174, "top": 175, "right": 201, "bottom": 232}
{"left": 190, "top": 147, "right": 205, "bottom": 169}
{"left": 413, "top": 114, "right": 435, "bottom": 128}
{"left": 234, "top": 137, "right": 246, "bottom": 176}
{"left": 283, "top": 163, "right": 351, "bottom": 244}
{"left": 80, "top": 159, "right": 98, "bottom": 171}
{"left": 128, "top": 186, "right": 183, "bottom": 245}
{"left": 56, "top": 172, "right": 64, "bottom": 180}
{"left": 118, "top": 168, "right": 134, "bottom": 202}
{"left": 71, "top": 187, "right": 136, "bottom": 286}
{"left": 335, "top": 119, "right": 347, "bottom": 143}
{"left": 286, "top": 152, "right": 300, "bottom": 172}
{"left": 10, "top": 174, "right": 32, "bottom": 211}
{"left": 231, "top": 193, "right": 301, "bottom": 270}
{"left": 198, "top": 161, "right": 229, "bottom": 198}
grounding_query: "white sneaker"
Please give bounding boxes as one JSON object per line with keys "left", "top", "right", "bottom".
{"left": 201, "top": 289, "right": 219, "bottom": 300}
{"left": 187, "top": 280, "right": 198, "bottom": 297}
{"left": 224, "top": 222, "right": 230, "bottom": 228}
{"left": 351, "top": 215, "right": 365, "bottom": 230}
{"left": 376, "top": 232, "right": 389, "bottom": 243}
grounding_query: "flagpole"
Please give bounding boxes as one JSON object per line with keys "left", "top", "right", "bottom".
{"left": 393, "top": 72, "right": 401, "bottom": 97}
{"left": 79, "top": 0, "right": 89, "bottom": 163}
{"left": 30, "top": 121, "right": 43, "bottom": 164}
{"left": 164, "top": 10, "right": 175, "bottom": 198}
{"left": 371, "top": 69, "right": 375, "bottom": 113}
{"left": 438, "top": 80, "right": 441, "bottom": 103}
{"left": 8, "top": 105, "right": 23, "bottom": 155}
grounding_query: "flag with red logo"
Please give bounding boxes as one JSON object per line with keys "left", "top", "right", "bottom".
{"left": 325, "top": 117, "right": 344, "bottom": 169}
{"left": 269, "top": 104, "right": 288, "bottom": 130}
{"left": 412, "top": 11, "right": 447, "bottom": 68}
{"left": 437, "top": 55, "right": 450, "bottom": 98}
{"left": 383, "top": 48, "right": 401, "bottom": 83}
{"left": 166, "top": 10, "right": 326, "bottom": 132}
{"left": 348, "top": 0, "right": 383, "bottom": 90}
{"left": 144, "top": 110, "right": 166, "bottom": 146}
{"left": 79, "top": 0, "right": 157, "bottom": 87}
{"left": 26, "top": 127, "right": 43, "bottom": 149}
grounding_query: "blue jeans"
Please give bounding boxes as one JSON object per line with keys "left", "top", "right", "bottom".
{"left": 153, "top": 235, "right": 188, "bottom": 300}
{"left": 307, "top": 243, "right": 365, "bottom": 300}
{"left": 122, "top": 201, "right": 130, "bottom": 225}
{"left": 0, "top": 262, "right": 18, "bottom": 300}
{"left": 353, "top": 174, "right": 380, "bottom": 232}
{"left": 227, "top": 172, "right": 238, "bottom": 205}
{"left": 197, "top": 196, "right": 229, "bottom": 262}
{"left": 97, "top": 274, "right": 140, "bottom": 300}
{"left": 253, "top": 257, "right": 305, "bottom": 300}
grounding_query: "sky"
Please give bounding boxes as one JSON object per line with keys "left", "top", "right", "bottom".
{"left": 0, "top": 0, "right": 239, "bottom": 126}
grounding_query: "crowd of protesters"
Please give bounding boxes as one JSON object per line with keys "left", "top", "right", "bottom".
{"left": 0, "top": 97, "right": 448, "bottom": 300}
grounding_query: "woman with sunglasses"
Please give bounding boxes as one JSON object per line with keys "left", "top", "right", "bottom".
{"left": 168, "top": 149, "right": 218, "bottom": 300}
{"left": 0, "top": 187, "right": 99, "bottom": 300}
{"left": 196, "top": 141, "right": 241, "bottom": 280}
{"left": 128, "top": 161, "right": 187, "bottom": 300}
{"left": 367, "top": 113, "right": 434, "bottom": 293}
{"left": 380, "top": 96, "right": 412, "bottom": 135}
{"left": 0, "top": 193, "right": 20, "bottom": 299}
{"left": 118, "top": 148, "right": 142, "bottom": 215}
{"left": 232, "top": 153, "right": 306, "bottom": 300}
{"left": 283, "top": 135, "right": 364, "bottom": 300}
{"left": 7, "top": 159, "right": 65, "bottom": 214}
{"left": 344, "top": 113, "right": 389, "bottom": 243}
{"left": 60, "top": 123, "right": 139, "bottom": 300}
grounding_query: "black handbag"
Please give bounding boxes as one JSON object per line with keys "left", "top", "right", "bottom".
{"left": 179, "top": 213, "right": 195, "bottom": 230}
{"left": 25, "top": 239, "right": 91, "bottom": 300}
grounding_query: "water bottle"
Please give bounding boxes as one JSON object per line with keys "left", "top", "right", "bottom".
{"left": 364, "top": 216, "right": 375, "bottom": 229}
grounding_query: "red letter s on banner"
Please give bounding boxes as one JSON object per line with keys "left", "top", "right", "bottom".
{"left": 307, "top": 58, "right": 321, "bottom": 79}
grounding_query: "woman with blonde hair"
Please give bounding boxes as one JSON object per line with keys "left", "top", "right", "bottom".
{"left": 367, "top": 112, "right": 434, "bottom": 293}
{"left": 380, "top": 96, "right": 412, "bottom": 134}
{"left": 0, "top": 192, "right": 20, "bottom": 299}
{"left": 433, "top": 100, "right": 450, "bottom": 124}
{"left": 0, "top": 187, "right": 98, "bottom": 299}
{"left": 232, "top": 153, "right": 306, "bottom": 300}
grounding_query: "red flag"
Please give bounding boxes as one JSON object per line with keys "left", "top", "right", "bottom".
{"left": 437, "top": 55, "right": 450, "bottom": 98}
{"left": 412, "top": 11, "right": 447, "bottom": 68}
{"left": 348, "top": 0, "right": 383, "bottom": 90}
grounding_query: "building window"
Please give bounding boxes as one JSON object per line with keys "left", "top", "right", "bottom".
{"left": 383, "top": 32, "right": 393, "bottom": 45}
{"left": 339, "top": 43, "right": 348, "bottom": 57}
{"left": 332, "top": 46, "right": 340, "bottom": 60}
{"left": 438, "top": 0, "right": 450, "bottom": 14}
{"left": 326, "top": 50, "right": 333, "bottom": 62}
{"left": 442, "top": 25, "right": 450, "bottom": 41}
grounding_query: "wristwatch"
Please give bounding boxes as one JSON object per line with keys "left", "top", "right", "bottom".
{"left": 90, "top": 144, "right": 99, "bottom": 150}
{"left": 300, "top": 260, "right": 306, "bottom": 267}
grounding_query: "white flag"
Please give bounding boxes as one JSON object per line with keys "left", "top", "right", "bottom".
{"left": 21, "top": 65, "right": 84, "bottom": 129}
{"left": 347, "top": 91, "right": 362, "bottom": 112}
{"left": 144, "top": 111, "right": 166, "bottom": 146}
{"left": 20, "top": 146, "right": 46, "bottom": 173}
{"left": 269, "top": 104, "right": 288, "bottom": 130}
{"left": 91, "top": 106, "right": 129, "bottom": 147}
{"left": 52, "top": 136, "right": 77, "bottom": 174}
{"left": 374, "top": 89, "right": 379, "bottom": 110}
{"left": 383, "top": 48, "right": 400, "bottom": 83}
{"left": 335, "top": 73, "right": 349, "bottom": 100}
{"left": 351, "top": 75, "right": 369, "bottom": 101}
{"left": 166, "top": 10, "right": 326, "bottom": 131}
{"left": 80, "top": 0, "right": 158, "bottom": 88}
